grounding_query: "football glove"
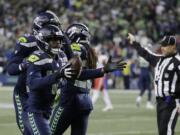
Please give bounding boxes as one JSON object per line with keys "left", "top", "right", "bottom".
{"left": 54, "top": 63, "right": 76, "bottom": 79}
{"left": 103, "top": 56, "right": 126, "bottom": 73}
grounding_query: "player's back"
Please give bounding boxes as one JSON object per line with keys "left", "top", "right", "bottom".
{"left": 7, "top": 33, "right": 38, "bottom": 109}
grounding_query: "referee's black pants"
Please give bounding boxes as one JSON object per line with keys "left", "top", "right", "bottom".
{"left": 156, "top": 97, "right": 179, "bottom": 135}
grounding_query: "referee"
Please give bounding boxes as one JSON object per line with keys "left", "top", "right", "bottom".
{"left": 128, "top": 33, "right": 180, "bottom": 135}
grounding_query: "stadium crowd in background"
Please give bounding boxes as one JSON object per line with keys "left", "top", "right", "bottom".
{"left": 0, "top": 0, "right": 180, "bottom": 89}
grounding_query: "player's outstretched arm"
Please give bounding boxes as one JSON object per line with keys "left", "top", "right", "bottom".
{"left": 77, "top": 57, "right": 126, "bottom": 80}
{"left": 103, "top": 57, "right": 126, "bottom": 73}
{"left": 127, "top": 33, "right": 161, "bottom": 67}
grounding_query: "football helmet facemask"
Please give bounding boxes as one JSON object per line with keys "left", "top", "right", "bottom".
{"left": 35, "top": 24, "right": 64, "bottom": 55}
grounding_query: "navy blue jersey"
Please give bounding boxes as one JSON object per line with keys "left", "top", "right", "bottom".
{"left": 7, "top": 34, "right": 37, "bottom": 75}
{"left": 7, "top": 34, "right": 38, "bottom": 109}
{"left": 26, "top": 50, "right": 67, "bottom": 114}
{"left": 59, "top": 43, "right": 104, "bottom": 110}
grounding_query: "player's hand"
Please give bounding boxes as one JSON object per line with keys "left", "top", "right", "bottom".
{"left": 103, "top": 56, "right": 126, "bottom": 73}
{"left": 55, "top": 63, "right": 76, "bottom": 79}
{"left": 19, "top": 59, "right": 30, "bottom": 71}
{"left": 127, "top": 33, "right": 135, "bottom": 44}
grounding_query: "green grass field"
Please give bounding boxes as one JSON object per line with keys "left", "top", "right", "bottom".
{"left": 0, "top": 86, "right": 180, "bottom": 135}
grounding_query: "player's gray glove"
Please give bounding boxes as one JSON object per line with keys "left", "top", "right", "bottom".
{"left": 103, "top": 56, "right": 127, "bottom": 73}
{"left": 54, "top": 63, "right": 76, "bottom": 79}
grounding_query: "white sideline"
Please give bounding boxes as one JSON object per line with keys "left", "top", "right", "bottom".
{"left": 0, "top": 87, "right": 139, "bottom": 93}
{"left": 88, "top": 130, "right": 180, "bottom": 135}
{"left": 0, "top": 103, "right": 142, "bottom": 109}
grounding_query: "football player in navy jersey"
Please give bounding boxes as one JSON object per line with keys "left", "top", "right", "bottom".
{"left": 24, "top": 24, "right": 77, "bottom": 135}
{"left": 50, "top": 23, "right": 127, "bottom": 135}
{"left": 6, "top": 10, "right": 61, "bottom": 134}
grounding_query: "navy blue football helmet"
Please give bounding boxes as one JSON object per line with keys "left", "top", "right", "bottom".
{"left": 33, "top": 10, "right": 61, "bottom": 34}
{"left": 35, "top": 24, "right": 64, "bottom": 55}
{"left": 66, "top": 23, "right": 91, "bottom": 44}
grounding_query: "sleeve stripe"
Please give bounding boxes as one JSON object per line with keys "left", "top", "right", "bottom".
{"left": 34, "top": 58, "right": 53, "bottom": 65}
{"left": 20, "top": 42, "right": 37, "bottom": 47}
{"left": 144, "top": 47, "right": 162, "bottom": 57}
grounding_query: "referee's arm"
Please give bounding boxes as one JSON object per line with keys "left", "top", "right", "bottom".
{"left": 128, "top": 33, "right": 161, "bottom": 67}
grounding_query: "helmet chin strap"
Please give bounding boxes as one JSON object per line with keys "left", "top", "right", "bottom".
{"left": 51, "top": 42, "right": 62, "bottom": 55}
{"left": 51, "top": 48, "right": 60, "bottom": 54}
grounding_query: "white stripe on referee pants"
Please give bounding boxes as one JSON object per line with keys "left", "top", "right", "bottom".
{"left": 167, "top": 100, "right": 178, "bottom": 135}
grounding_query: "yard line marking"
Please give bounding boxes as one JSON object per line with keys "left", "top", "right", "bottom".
{"left": 91, "top": 89, "right": 139, "bottom": 94}
{"left": 0, "top": 103, "right": 154, "bottom": 110}
{"left": 0, "top": 103, "right": 14, "bottom": 109}
{"left": 89, "top": 117, "right": 155, "bottom": 122}
{"left": 0, "top": 87, "right": 13, "bottom": 91}
{"left": 94, "top": 104, "right": 156, "bottom": 109}
{"left": 0, "top": 123, "right": 17, "bottom": 126}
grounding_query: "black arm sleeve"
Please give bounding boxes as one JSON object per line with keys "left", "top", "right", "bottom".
{"left": 133, "top": 42, "right": 161, "bottom": 67}
{"left": 77, "top": 68, "right": 104, "bottom": 81}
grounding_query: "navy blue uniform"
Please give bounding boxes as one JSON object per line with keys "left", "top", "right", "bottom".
{"left": 24, "top": 49, "right": 67, "bottom": 135}
{"left": 50, "top": 43, "right": 104, "bottom": 135}
{"left": 138, "top": 57, "right": 152, "bottom": 101}
{"left": 7, "top": 34, "right": 37, "bottom": 133}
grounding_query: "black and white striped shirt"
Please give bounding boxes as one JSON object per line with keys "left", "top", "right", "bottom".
{"left": 133, "top": 42, "right": 180, "bottom": 98}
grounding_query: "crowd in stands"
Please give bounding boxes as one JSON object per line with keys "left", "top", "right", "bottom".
{"left": 0, "top": 0, "right": 179, "bottom": 88}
